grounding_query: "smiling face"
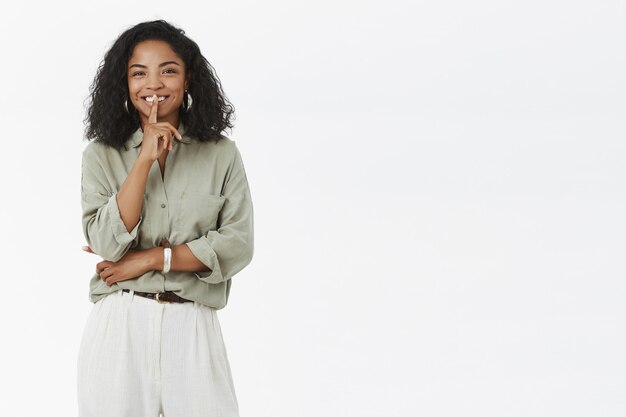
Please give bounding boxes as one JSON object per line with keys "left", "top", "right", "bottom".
{"left": 127, "top": 39, "right": 189, "bottom": 129}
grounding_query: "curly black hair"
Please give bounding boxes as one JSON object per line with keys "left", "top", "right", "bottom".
{"left": 84, "top": 20, "right": 235, "bottom": 150}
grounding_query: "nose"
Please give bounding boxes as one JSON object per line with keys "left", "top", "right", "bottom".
{"left": 145, "top": 72, "right": 165, "bottom": 90}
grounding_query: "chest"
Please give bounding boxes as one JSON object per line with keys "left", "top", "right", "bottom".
{"left": 105, "top": 146, "right": 228, "bottom": 244}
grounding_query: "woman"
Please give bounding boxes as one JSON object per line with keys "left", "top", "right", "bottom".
{"left": 77, "top": 20, "right": 254, "bottom": 417}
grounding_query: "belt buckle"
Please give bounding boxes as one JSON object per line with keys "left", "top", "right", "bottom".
{"left": 155, "top": 292, "right": 170, "bottom": 304}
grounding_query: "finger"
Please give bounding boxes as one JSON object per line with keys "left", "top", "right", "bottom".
{"left": 166, "top": 130, "right": 173, "bottom": 150}
{"left": 100, "top": 268, "right": 114, "bottom": 280}
{"left": 148, "top": 94, "right": 159, "bottom": 124}
{"left": 154, "top": 122, "right": 182, "bottom": 140}
{"left": 105, "top": 272, "right": 120, "bottom": 286}
{"left": 96, "top": 262, "right": 111, "bottom": 274}
{"left": 160, "top": 133, "right": 169, "bottom": 152}
{"left": 155, "top": 128, "right": 173, "bottom": 149}
{"left": 82, "top": 246, "right": 95, "bottom": 254}
{"left": 158, "top": 129, "right": 171, "bottom": 151}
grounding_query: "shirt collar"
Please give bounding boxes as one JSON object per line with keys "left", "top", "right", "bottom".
{"left": 128, "top": 121, "right": 192, "bottom": 148}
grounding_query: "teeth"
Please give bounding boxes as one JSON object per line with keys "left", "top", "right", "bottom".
{"left": 144, "top": 96, "right": 167, "bottom": 102}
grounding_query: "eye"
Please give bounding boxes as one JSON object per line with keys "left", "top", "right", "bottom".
{"left": 163, "top": 68, "right": 177, "bottom": 74}
{"left": 131, "top": 71, "right": 145, "bottom": 77}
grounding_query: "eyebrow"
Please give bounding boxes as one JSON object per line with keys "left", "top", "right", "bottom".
{"left": 128, "top": 61, "right": 181, "bottom": 69}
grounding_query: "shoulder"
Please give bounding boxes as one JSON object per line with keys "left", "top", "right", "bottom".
{"left": 192, "top": 133, "right": 241, "bottom": 160}
{"left": 81, "top": 139, "right": 126, "bottom": 170}
{"left": 81, "top": 140, "right": 108, "bottom": 164}
{"left": 203, "top": 133, "right": 238, "bottom": 150}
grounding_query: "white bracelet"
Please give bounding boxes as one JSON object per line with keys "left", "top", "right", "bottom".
{"left": 162, "top": 247, "right": 172, "bottom": 273}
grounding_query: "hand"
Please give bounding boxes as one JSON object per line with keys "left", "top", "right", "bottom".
{"left": 138, "top": 94, "right": 183, "bottom": 163}
{"left": 95, "top": 250, "right": 152, "bottom": 286}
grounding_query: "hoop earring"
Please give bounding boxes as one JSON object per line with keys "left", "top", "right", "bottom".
{"left": 124, "top": 99, "right": 130, "bottom": 114}
{"left": 184, "top": 90, "right": 193, "bottom": 112}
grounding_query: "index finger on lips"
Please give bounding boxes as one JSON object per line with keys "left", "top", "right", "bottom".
{"left": 148, "top": 94, "right": 158, "bottom": 124}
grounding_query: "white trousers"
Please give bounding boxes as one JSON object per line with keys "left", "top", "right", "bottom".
{"left": 77, "top": 289, "right": 240, "bottom": 417}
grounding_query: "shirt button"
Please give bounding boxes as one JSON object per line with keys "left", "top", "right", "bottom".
{"left": 161, "top": 203, "right": 166, "bottom": 208}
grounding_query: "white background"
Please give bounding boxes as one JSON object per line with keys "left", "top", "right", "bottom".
{"left": 1, "top": 1, "right": 624, "bottom": 416}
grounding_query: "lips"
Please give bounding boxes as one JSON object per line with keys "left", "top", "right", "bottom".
{"left": 141, "top": 95, "right": 170, "bottom": 105}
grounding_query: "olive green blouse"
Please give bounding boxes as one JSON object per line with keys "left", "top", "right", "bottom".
{"left": 80, "top": 122, "right": 254, "bottom": 309}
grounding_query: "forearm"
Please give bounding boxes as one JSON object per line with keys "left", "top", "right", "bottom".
{"left": 116, "top": 158, "right": 152, "bottom": 233}
{"left": 145, "top": 244, "right": 211, "bottom": 274}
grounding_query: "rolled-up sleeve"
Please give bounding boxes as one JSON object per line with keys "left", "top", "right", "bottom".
{"left": 186, "top": 143, "right": 254, "bottom": 284}
{"left": 81, "top": 146, "right": 142, "bottom": 262}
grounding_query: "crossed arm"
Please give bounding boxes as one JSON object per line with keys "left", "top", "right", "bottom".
{"left": 82, "top": 243, "right": 211, "bottom": 287}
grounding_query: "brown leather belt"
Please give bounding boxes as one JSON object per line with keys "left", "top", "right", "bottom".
{"left": 122, "top": 289, "right": 192, "bottom": 304}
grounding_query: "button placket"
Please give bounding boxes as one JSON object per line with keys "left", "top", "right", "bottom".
{"left": 148, "top": 160, "right": 171, "bottom": 289}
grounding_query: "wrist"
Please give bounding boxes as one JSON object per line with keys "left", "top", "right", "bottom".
{"left": 148, "top": 247, "right": 164, "bottom": 271}
{"left": 162, "top": 247, "right": 172, "bottom": 273}
{"left": 135, "top": 155, "right": 154, "bottom": 171}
